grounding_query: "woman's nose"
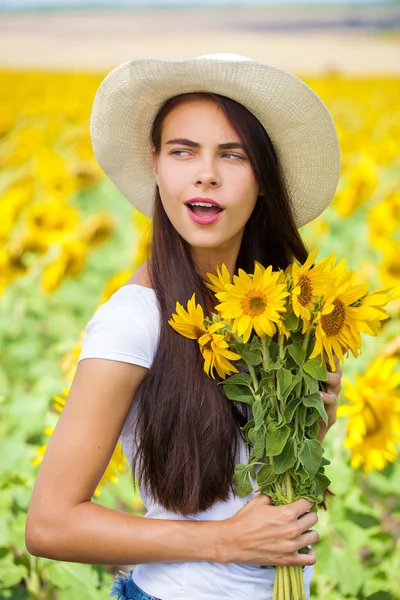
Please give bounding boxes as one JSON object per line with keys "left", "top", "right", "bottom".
{"left": 195, "top": 162, "right": 221, "bottom": 188}
{"left": 195, "top": 177, "right": 219, "bottom": 187}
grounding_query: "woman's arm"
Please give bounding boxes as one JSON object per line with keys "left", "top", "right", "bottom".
{"left": 25, "top": 358, "right": 221, "bottom": 565}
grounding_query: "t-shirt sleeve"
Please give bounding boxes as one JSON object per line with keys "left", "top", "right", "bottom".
{"left": 77, "top": 299, "right": 156, "bottom": 369}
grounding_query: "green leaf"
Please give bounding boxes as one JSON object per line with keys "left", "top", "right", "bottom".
{"left": 283, "top": 312, "right": 300, "bottom": 331}
{"left": 321, "top": 456, "right": 331, "bottom": 467}
{"left": 305, "top": 410, "right": 320, "bottom": 426}
{"left": 222, "top": 372, "right": 253, "bottom": 388}
{"left": 303, "top": 372, "right": 320, "bottom": 394}
{"left": 43, "top": 562, "right": 99, "bottom": 593}
{"left": 257, "top": 463, "right": 278, "bottom": 487}
{"left": 300, "top": 439, "right": 323, "bottom": 479}
{"left": 241, "top": 346, "right": 262, "bottom": 365}
{"left": 366, "top": 593, "right": 393, "bottom": 600}
{"left": 282, "top": 372, "right": 303, "bottom": 401}
{"left": 287, "top": 342, "right": 306, "bottom": 366}
{"left": 234, "top": 464, "right": 254, "bottom": 497}
{"left": 277, "top": 368, "right": 292, "bottom": 399}
{"left": 261, "top": 358, "right": 280, "bottom": 371}
{"left": 303, "top": 393, "right": 329, "bottom": 425}
{"left": 345, "top": 510, "right": 381, "bottom": 529}
{"left": 253, "top": 398, "right": 266, "bottom": 429}
{"left": 303, "top": 356, "right": 328, "bottom": 381}
{"left": 268, "top": 342, "right": 279, "bottom": 361}
{"left": 250, "top": 435, "right": 266, "bottom": 460}
{"left": 273, "top": 438, "right": 298, "bottom": 474}
{"left": 314, "top": 472, "right": 331, "bottom": 495}
{"left": 0, "top": 552, "right": 27, "bottom": 588}
{"left": 293, "top": 464, "right": 312, "bottom": 486}
{"left": 284, "top": 396, "right": 303, "bottom": 423}
{"left": 240, "top": 420, "right": 254, "bottom": 435}
{"left": 254, "top": 376, "right": 274, "bottom": 396}
{"left": 223, "top": 384, "right": 254, "bottom": 405}
{"left": 291, "top": 330, "right": 304, "bottom": 343}
{"left": 266, "top": 423, "right": 291, "bottom": 456}
{"left": 296, "top": 404, "right": 307, "bottom": 436}
{"left": 248, "top": 427, "right": 257, "bottom": 444}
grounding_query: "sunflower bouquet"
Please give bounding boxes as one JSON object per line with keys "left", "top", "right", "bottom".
{"left": 168, "top": 250, "right": 399, "bottom": 600}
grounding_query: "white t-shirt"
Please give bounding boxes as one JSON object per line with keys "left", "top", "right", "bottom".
{"left": 77, "top": 284, "right": 314, "bottom": 600}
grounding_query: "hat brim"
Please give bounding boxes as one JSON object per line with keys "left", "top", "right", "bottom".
{"left": 90, "top": 56, "right": 341, "bottom": 228}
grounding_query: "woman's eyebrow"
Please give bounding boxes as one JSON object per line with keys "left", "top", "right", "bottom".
{"left": 165, "top": 138, "right": 245, "bottom": 150}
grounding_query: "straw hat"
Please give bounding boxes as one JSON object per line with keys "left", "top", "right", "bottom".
{"left": 90, "top": 53, "right": 341, "bottom": 228}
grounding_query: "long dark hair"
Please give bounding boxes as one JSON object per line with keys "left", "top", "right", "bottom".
{"left": 127, "top": 92, "right": 330, "bottom": 515}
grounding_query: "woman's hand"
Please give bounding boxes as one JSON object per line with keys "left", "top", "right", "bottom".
{"left": 317, "top": 355, "right": 342, "bottom": 443}
{"left": 217, "top": 493, "right": 318, "bottom": 566}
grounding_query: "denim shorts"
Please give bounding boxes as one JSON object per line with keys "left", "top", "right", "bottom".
{"left": 109, "top": 568, "right": 161, "bottom": 600}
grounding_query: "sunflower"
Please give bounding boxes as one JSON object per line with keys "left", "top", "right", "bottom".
{"left": 168, "top": 293, "right": 207, "bottom": 340}
{"left": 204, "top": 263, "right": 232, "bottom": 295}
{"left": 354, "top": 285, "right": 400, "bottom": 336}
{"left": 168, "top": 292, "right": 240, "bottom": 378}
{"left": 289, "top": 249, "right": 332, "bottom": 333}
{"left": 309, "top": 259, "right": 391, "bottom": 372}
{"left": 198, "top": 325, "right": 241, "bottom": 380}
{"left": 337, "top": 355, "right": 400, "bottom": 472}
{"left": 214, "top": 263, "right": 289, "bottom": 343}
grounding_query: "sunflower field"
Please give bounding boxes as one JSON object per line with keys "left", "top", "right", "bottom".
{"left": 0, "top": 68, "right": 399, "bottom": 600}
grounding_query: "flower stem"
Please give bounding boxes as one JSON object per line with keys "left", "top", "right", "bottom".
{"left": 273, "top": 568, "right": 279, "bottom": 600}
{"left": 285, "top": 471, "right": 293, "bottom": 502}
{"left": 273, "top": 475, "right": 309, "bottom": 599}
{"left": 247, "top": 363, "right": 260, "bottom": 397}
{"left": 284, "top": 566, "right": 291, "bottom": 598}
{"left": 297, "top": 566, "right": 306, "bottom": 599}
{"left": 261, "top": 335, "right": 270, "bottom": 370}
{"left": 302, "top": 332, "right": 310, "bottom": 356}
{"left": 289, "top": 566, "right": 300, "bottom": 598}
{"left": 279, "top": 339, "right": 285, "bottom": 360}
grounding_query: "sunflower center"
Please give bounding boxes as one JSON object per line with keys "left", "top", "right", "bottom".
{"left": 298, "top": 275, "right": 313, "bottom": 306}
{"left": 241, "top": 292, "right": 267, "bottom": 317}
{"left": 321, "top": 299, "right": 345, "bottom": 335}
{"left": 364, "top": 402, "right": 381, "bottom": 436}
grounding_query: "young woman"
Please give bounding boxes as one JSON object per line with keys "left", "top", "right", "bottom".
{"left": 25, "top": 54, "right": 343, "bottom": 600}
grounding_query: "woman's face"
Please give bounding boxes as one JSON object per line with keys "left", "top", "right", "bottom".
{"left": 152, "top": 97, "right": 260, "bottom": 262}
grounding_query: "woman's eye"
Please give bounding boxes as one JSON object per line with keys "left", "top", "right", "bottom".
{"left": 171, "top": 150, "right": 191, "bottom": 156}
{"left": 222, "top": 153, "right": 246, "bottom": 160}
{"left": 170, "top": 150, "right": 246, "bottom": 160}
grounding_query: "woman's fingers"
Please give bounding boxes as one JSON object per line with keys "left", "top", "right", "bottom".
{"left": 319, "top": 390, "right": 338, "bottom": 405}
{"left": 288, "top": 498, "right": 315, "bottom": 518}
{"left": 292, "top": 547, "right": 317, "bottom": 567}
{"left": 296, "top": 510, "right": 318, "bottom": 532}
{"left": 326, "top": 370, "right": 341, "bottom": 389}
{"left": 325, "top": 355, "right": 342, "bottom": 400}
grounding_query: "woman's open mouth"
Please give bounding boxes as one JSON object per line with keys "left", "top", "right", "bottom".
{"left": 185, "top": 201, "right": 224, "bottom": 225}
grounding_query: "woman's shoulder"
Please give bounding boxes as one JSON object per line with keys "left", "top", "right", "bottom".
{"left": 107, "top": 260, "right": 156, "bottom": 309}
{"left": 108, "top": 260, "right": 157, "bottom": 322}
{"left": 77, "top": 261, "right": 159, "bottom": 367}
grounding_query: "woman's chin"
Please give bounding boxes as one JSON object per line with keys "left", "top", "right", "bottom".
{"left": 184, "top": 234, "right": 229, "bottom": 251}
